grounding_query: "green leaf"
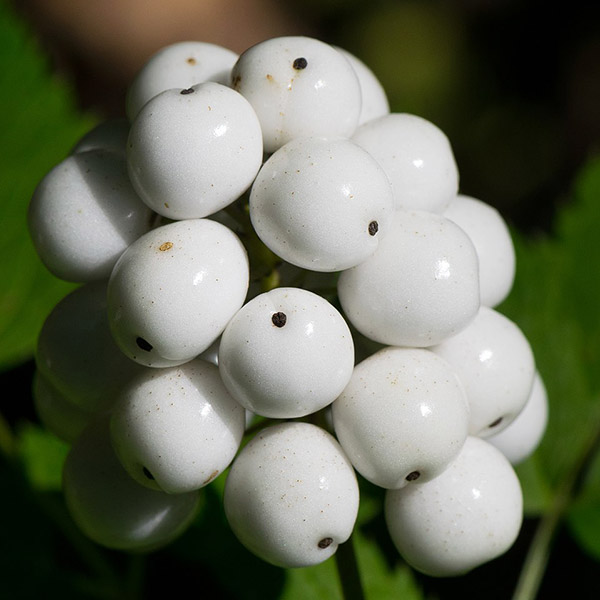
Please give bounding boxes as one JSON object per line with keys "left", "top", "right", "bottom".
{"left": 279, "top": 530, "right": 424, "bottom": 600}
{"left": 499, "top": 154, "right": 600, "bottom": 563}
{"left": 16, "top": 421, "right": 69, "bottom": 491}
{"left": 280, "top": 558, "right": 342, "bottom": 600}
{"left": 0, "top": 1, "right": 96, "bottom": 371}
{"left": 355, "top": 530, "right": 423, "bottom": 600}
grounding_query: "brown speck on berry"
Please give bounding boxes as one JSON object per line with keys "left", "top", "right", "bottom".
{"left": 318, "top": 537, "right": 333, "bottom": 549}
{"left": 489, "top": 417, "right": 503, "bottom": 428}
{"left": 158, "top": 241, "right": 173, "bottom": 252}
{"left": 368, "top": 221, "right": 379, "bottom": 236}
{"left": 180, "top": 87, "right": 194, "bottom": 95}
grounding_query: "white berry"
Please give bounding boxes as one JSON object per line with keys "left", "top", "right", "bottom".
{"left": 72, "top": 118, "right": 130, "bottom": 156}
{"left": 431, "top": 305, "right": 536, "bottom": 438}
{"left": 107, "top": 218, "right": 249, "bottom": 368}
{"left": 223, "top": 422, "right": 359, "bottom": 568}
{"left": 337, "top": 209, "right": 480, "bottom": 347}
{"left": 110, "top": 358, "right": 245, "bottom": 494}
{"left": 352, "top": 112, "right": 459, "bottom": 213}
{"left": 249, "top": 136, "right": 394, "bottom": 272}
{"left": 334, "top": 47, "right": 389, "bottom": 126}
{"left": 332, "top": 346, "right": 470, "bottom": 489}
{"left": 487, "top": 371, "right": 548, "bottom": 464}
{"left": 127, "top": 81, "right": 263, "bottom": 220}
{"left": 385, "top": 436, "right": 523, "bottom": 577}
{"left": 63, "top": 416, "right": 200, "bottom": 551}
{"left": 28, "top": 148, "right": 154, "bottom": 282}
{"left": 126, "top": 40, "right": 238, "bottom": 121}
{"left": 444, "top": 194, "right": 516, "bottom": 307}
{"left": 35, "top": 281, "right": 148, "bottom": 413}
{"left": 231, "top": 36, "right": 362, "bottom": 154}
{"left": 218, "top": 287, "right": 354, "bottom": 418}
{"left": 32, "top": 371, "right": 92, "bottom": 444}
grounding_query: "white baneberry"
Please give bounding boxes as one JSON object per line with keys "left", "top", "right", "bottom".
{"left": 337, "top": 209, "right": 480, "bottom": 347}
{"left": 444, "top": 194, "right": 516, "bottom": 307}
{"left": 223, "top": 422, "right": 359, "bottom": 568}
{"left": 231, "top": 36, "right": 362, "bottom": 154}
{"left": 218, "top": 287, "right": 354, "bottom": 418}
{"left": 352, "top": 112, "right": 459, "bottom": 213}
{"left": 28, "top": 148, "right": 154, "bottom": 282}
{"left": 385, "top": 436, "right": 523, "bottom": 577}
{"left": 71, "top": 117, "right": 129, "bottom": 156}
{"left": 63, "top": 416, "right": 200, "bottom": 552}
{"left": 249, "top": 136, "right": 393, "bottom": 272}
{"left": 334, "top": 47, "right": 389, "bottom": 126}
{"left": 487, "top": 371, "right": 548, "bottom": 464}
{"left": 431, "top": 305, "right": 536, "bottom": 437}
{"left": 107, "top": 218, "right": 249, "bottom": 368}
{"left": 110, "top": 358, "right": 245, "bottom": 494}
{"left": 126, "top": 40, "right": 238, "bottom": 121}
{"left": 32, "top": 371, "right": 92, "bottom": 444}
{"left": 35, "top": 281, "right": 148, "bottom": 414}
{"left": 332, "top": 346, "right": 470, "bottom": 489}
{"left": 127, "top": 82, "right": 263, "bottom": 220}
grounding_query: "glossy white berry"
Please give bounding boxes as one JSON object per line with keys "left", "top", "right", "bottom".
{"left": 223, "top": 422, "right": 359, "bottom": 568}
{"left": 110, "top": 358, "right": 245, "bottom": 494}
{"left": 444, "top": 194, "right": 516, "bottom": 307}
{"left": 63, "top": 416, "right": 200, "bottom": 551}
{"left": 249, "top": 136, "right": 394, "bottom": 272}
{"left": 431, "top": 306, "right": 536, "bottom": 438}
{"left": 332, "top": 347, "right": 469, "bottom": 489}
{"left": 487, "top": 371, "right": 548, "bottom": 464}
{"left": 334, "top": 47, "right": 389, "bottom": 126}
{"left": 352, "top": 113, "right": 459, "bottom": 213}
{"left": 231, "top": 36, "right": 362, "bottom": 154}
{"left": 35, "top": 281, "right": 148, "bottom": 413}
{"left": 385, "top": 436, "right": 523, "bottom": 577}
{"left": 337, "top": 209, "right": 480, "bottom": 347}
{"left": 218, "top": 287, "right": 354, "bottom": 418}
{"left": 127, "top": 82, "right": 263, "bottom": 220}
{"left": 28, "top": 148, "right": 154, "bottom": 282}
{"left": 107, "top": 218, "right": 249, "bottom": 368}
{"left": 32, "top": 371, "right": 92, "bottom": 444}
{"left": 71, "top": 118, "right": 130, "bottom": 156}
{"left": 126, "top": 40, "right": 238, "bottom": 121}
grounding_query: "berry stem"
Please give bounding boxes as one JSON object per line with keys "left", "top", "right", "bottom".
{"left": 512, "top": 406, "right": 600, "bottom": 600}
{"left": 335, "top": 533, "right": 366, "bottom": 600}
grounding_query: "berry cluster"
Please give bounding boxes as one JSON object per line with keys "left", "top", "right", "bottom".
{"left": 28, "top": 35, "right": 548, "bottom": 576}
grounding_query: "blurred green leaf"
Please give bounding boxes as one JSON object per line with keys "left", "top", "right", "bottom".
{"left": 0, "top": 1, "right": 96, "bottom": 372}
{"left": 280, "top": 529, "right": 423, "bottom": 600}
{"left": 500, "top": 155, "right": 600, "bottom": 560}
{"left": 514, "top": 454, "right": 554, "bottom": 516}
{"left": 281, "top": 558, "right": 342, "bottom": 600}
{"left": 355, "top": 530, "right": 423, "bottom": 600}
{"left": 16, "top": 421, "right": 69, "bottom": 491}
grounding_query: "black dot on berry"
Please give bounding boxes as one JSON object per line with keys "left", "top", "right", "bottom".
{"left": 142, "top": 467, "right": 155, "bottom": 480}
{"left": 489, "top": 417, "right": 503, "bottom": 428}
{"left": 271, "top": 312, "right": 287, "bottom": 327}
{"left": 406, "top": 471, "right": 420, "bottom": 482}
{"left": 136, "top": 337, "right": 153, "bottom": 352}
{"left": 318, "top": 537, "right": 333, "bottom": 549}
{"left": 293, "top": 57, "right": 308, "bottom": 70}
{"left": 368, "top": 221, "right": 379, "bottom": 236}
{"left": 180, "top": 87, "right": 195, "bottom": 95}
